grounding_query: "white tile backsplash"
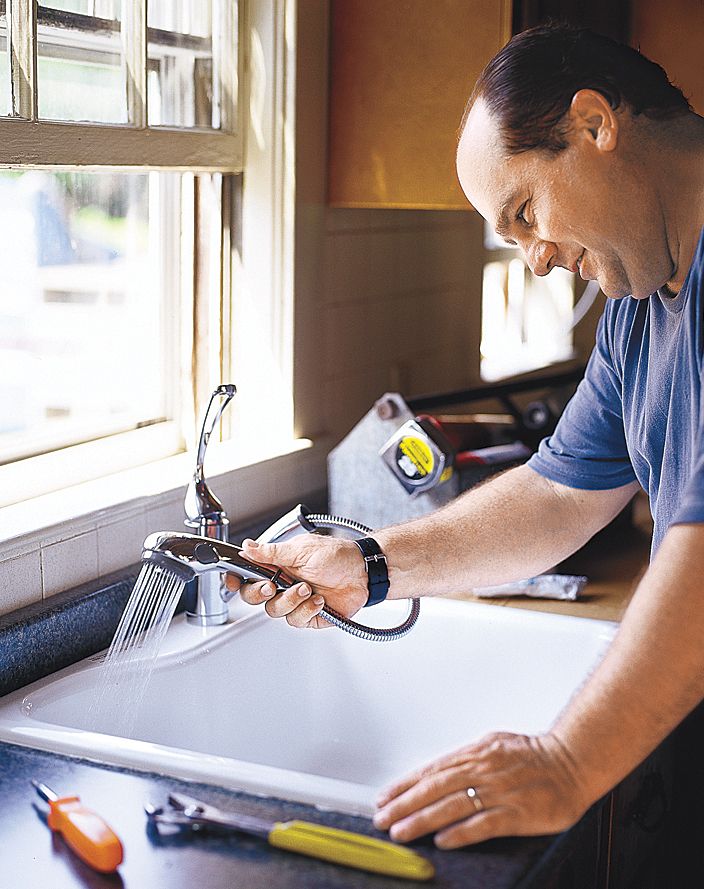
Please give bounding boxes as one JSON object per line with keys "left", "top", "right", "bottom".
{"left": 0, "top": 550, "right": 42, "bottom": 616}
{"left": 314, "top": 206, "right": 486, "bottom": 443}
{"left": 41, "top": 530, "right": 99, "bottom": 599}
{"left": 97, "top": 509, "right": 148, "bottom": 576}
{"left": 144, "top": 494, "right": 187, "bottom": 538}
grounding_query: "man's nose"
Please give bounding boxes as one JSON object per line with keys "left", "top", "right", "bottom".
{"left": 525, "top": 239, "right": 556, "bottom": 277}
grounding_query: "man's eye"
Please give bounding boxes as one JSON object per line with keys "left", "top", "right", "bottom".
{"left": 517, "top": 201, "right": 530, "bottom": 224}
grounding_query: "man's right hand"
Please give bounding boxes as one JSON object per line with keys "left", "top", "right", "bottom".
{"left": 225, "top": 536, "right": 370, "bottom": 628}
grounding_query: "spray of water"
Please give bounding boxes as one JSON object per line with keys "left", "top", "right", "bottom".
{"left": 86, "top": 562, "right": 185, "bottom": 736}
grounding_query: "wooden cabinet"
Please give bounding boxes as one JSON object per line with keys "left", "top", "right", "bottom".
{"left": 630, "top": 0, "right": 704, "bottom": 115}
{"left": 327, "top": 0, "right": 511, "bottom": 210}
{"left": 326, "top": 1, "right": 704, "bottom": 210}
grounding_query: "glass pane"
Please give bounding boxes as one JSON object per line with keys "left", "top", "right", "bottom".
{"left": 0, "top": 7, "right": 9, "bottom": 116}
{"left": 480, "top": 257, "right": 575, "bottom": 382}
{"left": 148, "top": 0, "right": 217, "bottom": 128}
{"left": 0, "top": 170, "right": 181, "bottom": 464}
{"left": 37, "top": 1, "right": 127, "bottom": 123}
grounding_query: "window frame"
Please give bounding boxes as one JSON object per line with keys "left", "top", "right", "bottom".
{"left": 1, "top": 0, "right": 242, "bottom": 161}
{"left": 0, "top": 0, "right": 315, "bottom": 541}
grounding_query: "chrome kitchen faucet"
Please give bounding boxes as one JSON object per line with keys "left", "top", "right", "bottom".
{"left": 142, "top": 382, "right": 420, "bottom": 639}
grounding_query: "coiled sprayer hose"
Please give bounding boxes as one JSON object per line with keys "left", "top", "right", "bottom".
{"left": 259, "top": 507, "right": 420, "bottom": 642}
{"left": 305, "top": 514, "right": 420, "bottom": 641}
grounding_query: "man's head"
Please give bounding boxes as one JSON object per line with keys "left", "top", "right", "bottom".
{"left": 456, "top": 24, "right": 693, "bottom": 299}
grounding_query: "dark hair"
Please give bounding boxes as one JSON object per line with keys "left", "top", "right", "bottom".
{"left": 462, "top": 23, "right": 692, "bottom": 154}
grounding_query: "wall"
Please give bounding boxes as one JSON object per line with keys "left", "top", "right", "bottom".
{"left": 319, "top": 209, "right": 484, "bottom": 442}
{"left": 294, "top": 1, "right": 485, "bottom": 447}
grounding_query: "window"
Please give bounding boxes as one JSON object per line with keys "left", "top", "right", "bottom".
{"left": 480, "top": 222, "right": 576, "bottom": 382}
{"left": 0, "top": 0, "right": 243, "bottom": 507}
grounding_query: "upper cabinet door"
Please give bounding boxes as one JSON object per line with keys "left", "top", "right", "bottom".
{"left": 327, "top": 0, "right": 512, "bottom": 210}
{"left": 630, "top": 0, "right": 704, "bottom": 115}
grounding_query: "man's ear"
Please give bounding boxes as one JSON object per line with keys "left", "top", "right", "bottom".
{"left": 569, "top": 89, "right": 618, "bottom": 151}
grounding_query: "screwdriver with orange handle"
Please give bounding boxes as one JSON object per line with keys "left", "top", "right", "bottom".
{"left": 32, "top": 780, "right": 124, "bottom": 873}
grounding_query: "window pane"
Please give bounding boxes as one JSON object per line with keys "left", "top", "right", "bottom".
{"left": 148, "top": 0, "right": 217, "bottom": 128}
{"left": 0, "top": 8, "right": 9, "bottom": 116}
{"left": 480, "top": 258, "right": 575, "bottom": 382}
{"left": 38, "top": 1, "right": 127, "bottom": 123}
{"left": 0, "top": 170, "right": 181, "bottom": 464}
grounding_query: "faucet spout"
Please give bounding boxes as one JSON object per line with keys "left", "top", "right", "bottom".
{"left": 184, "top": 384, "right": 236, "bottom": 536}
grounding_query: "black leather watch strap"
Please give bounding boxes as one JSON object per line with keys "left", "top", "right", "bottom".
{"left": 353, "top": 537, "right": 390, "bottom": 607}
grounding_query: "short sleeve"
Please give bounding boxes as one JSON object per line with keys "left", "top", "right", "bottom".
{"left": 527, "top": 308, "right": 637, "bottom": 490}
{"left": 672, "top": 395, "right": 704, "bottom": 526}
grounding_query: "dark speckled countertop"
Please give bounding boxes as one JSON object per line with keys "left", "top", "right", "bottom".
{"left": 0, "top": 504, "right": 609, "bottom": 888}
{"left": 0, "top": 740, "right": 582, "bottom": 889}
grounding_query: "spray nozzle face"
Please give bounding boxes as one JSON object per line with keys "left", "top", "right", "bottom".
{"left": 141, "top": 549, "right": 198, "bottom": 583}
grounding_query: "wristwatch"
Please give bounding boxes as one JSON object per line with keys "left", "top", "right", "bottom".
{"left": 353, "top": 537, "right": 390, "bottom": 607}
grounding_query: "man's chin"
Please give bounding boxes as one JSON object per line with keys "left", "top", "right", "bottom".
{"left": 599, "top": 282, "right": 633, "bottom": 300}
{"left": 597, "top": 273, "right": 643, "bottom": 300}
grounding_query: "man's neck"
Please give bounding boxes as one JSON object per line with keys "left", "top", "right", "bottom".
{"left": 661, "top": 114, "right": 704, "bottom": 293}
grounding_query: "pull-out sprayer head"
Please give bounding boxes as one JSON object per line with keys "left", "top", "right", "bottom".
{"left": 142, "top": 531, "right": 295, "bottom": 597}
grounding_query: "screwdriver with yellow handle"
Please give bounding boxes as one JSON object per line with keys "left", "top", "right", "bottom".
{"left": 32, "top": 780, "right": 124, "bottom": 874}
{"left": 146, "top": 791, "right": 435, "bottom": 881}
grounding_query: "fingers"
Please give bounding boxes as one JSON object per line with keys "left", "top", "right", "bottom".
{"left": 232, "top": 575, "right": 325, "bottom": 628}
{"left": 376, "top": 740, "right": 486, "bottom": 808}
{"left": 377, "top": 784, "right": 493, "bottom": 844}
{"left": 374, "top": 766, "right": 486, "bottom": 835}
{"left": 281, "top": 590, "right": 327, "bottom": 628}
{"left": 376, "top": 732, "right": 521, "bottom": 812}
{"left": 263, "top": 580, "right": 318, "bottom": 619}
{"left": 229, "top": 575, "right": 277, "bottom": 605}
{"left": 434, "top": 810, "right": 510, "bottom": 849}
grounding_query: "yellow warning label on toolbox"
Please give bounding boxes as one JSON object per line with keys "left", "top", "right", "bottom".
{"left": 397, "top": 436, "right": 434, "bottom": 479}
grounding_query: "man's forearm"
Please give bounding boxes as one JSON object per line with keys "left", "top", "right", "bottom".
{"left": 550, "top": 522, "right": 704, "bottom": 805}
{"left": 375, "top": 465, "right": 638, "bottom": 600}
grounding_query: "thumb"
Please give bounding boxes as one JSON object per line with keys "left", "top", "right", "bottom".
{"left": 241, "top": 538, "right": 291, "bottom": 567}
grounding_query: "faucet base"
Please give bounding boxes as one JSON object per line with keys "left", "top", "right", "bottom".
{"left": 183, "top": 573, "right": 229, "bottom": 627}
{"left": 186, "top": 611, "right": 229, "bottom": 627}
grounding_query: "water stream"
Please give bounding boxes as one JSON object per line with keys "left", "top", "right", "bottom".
{"left": 86, "top": 562, "right": 185, "bottom": 737}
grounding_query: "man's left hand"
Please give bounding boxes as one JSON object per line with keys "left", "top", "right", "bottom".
{"left": 373, "top": 731, "right": 589, "bottom": 849}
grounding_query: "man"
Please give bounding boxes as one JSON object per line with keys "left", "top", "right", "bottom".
{"left": 227, "top": 24, "right": 704, "bottom": 850}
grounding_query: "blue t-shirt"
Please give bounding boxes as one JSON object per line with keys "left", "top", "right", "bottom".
{"left": 528, "top": 227, "right": 704, "bottom": 555}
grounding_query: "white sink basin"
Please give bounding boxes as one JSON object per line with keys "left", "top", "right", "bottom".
{"left": 0, "top": 597, "right": 616, "bottom": 816}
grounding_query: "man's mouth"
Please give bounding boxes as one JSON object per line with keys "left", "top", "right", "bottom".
{"left": 576, "top": 251, "right": 591, "bottom": 280}
{"left": 568, "top": 251, "right": 585, "bottom": 275}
